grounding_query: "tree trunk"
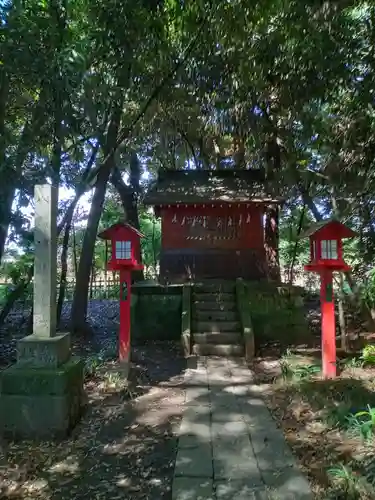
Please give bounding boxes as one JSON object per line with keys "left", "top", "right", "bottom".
{"left": 264, "top": 204, "right": 280, "bottom": 281}
{"left": 70, "top": 99, "right": 123, "bottom": 331}
{"left": 0, "top": 183, "right": 16, "bottom": 264}
{"left": 72, "top": 222, "right": 78, "bottom": 280}
{"left": 104, "top": 241, "right": 108, "bottom": 299}
{"left": 0, "top": 141, "right": 97, "bottom": 325}
{"left": 57, "top": 216, "right": 72, "bottom": 326}
{"left": 111, "top": 156, "right": 144, "bottom": 282}
{"left": 89, "top": 260, "right": 95, "bottom": 299}
{"left": 289, "top": 205, "right": 306, "bottom": 285}
{"left": 152, "top": 218, "right": 157, "bottom": 277}
{"left": 0, "top": 68, "right": 8, "bottom": 165}
{"left": 0, "top": 68, "right": 9, "bottom": 264}
{"left": 338, "top": 273, "right": 347, "bottom": 351}
{"left": 70, "top": 161, "right": 114, "bottom": 330}
{"left": 111, "top": 168, "right": 140, "bottom": 229}
{"left": 331, "top": 191, "right": 348, "bottom": 351}
{"left": 333, "top": 186, "right": 374, "bottom": 331}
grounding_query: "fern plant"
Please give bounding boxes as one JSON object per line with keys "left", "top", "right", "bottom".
{"left": 327, "top": 463, "right": 362, "bottom": 498}
{"left": 346, "top": 405, "right": 375, "bottom": 440}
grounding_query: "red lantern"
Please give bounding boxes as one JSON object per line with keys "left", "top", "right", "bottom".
{"left": 301, "top": 219, "right": 356, "bottom": 378}
{"left": 98, "top": 222, "right": 144, "bottom": 366}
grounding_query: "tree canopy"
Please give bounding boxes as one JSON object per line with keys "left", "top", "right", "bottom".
{"left": 1, "top": 0, "right": 375, "bottom": 326}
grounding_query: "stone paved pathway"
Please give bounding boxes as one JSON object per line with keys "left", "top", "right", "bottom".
{"left": 172, "top": 357, "right": 313, "bottom": 500}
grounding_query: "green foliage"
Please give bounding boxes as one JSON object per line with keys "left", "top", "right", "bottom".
{"left": 83, "top": 342, "right": 117, "bottom": 379}
{"left": 84, "top": 355, "right": 102, "bottom": 378}
{"left": 326, "top": 456, "right": 375, "bottom": 498}
{"left": 360, "top": 268, "right": 375, "bottom": 310}
{"left": 103, "top": 371, "right": 123, "bottom": 389}
{"left": 2, "top": 0, "right": 375, "bottom": 323}
{"left": 280, "top": 352, "right": 321, "bottom": 381}
{"left": 279, "top": 206, "right": 312, "bottom": 277}
{"left": 361, "top": 454, "right": 375, "bottom": 489}
{"left": 336, "top": 346, "right": 375, "bottom": 370}
{"left": 327, "top": 463, "right": 367, "bottom": 499}
{"left": 325, "top": 402, "right": 375, "bottom": 441}
{"left": 139, "top": 209, "right": 161, "bottom": 276}
{"left": 346, "top": 406, "right": 375, "bottom": 441}
{"left": 361, "top": 345, "right": 375, "bottom": 367}
{"left": 0, "top": 254, "right": 33, "bottom": 285}
{"left": 337, "top": 356, "right": 363, "bottom": 370}
{"left": 100, "top": 193, "right": 161, "bottom": 278}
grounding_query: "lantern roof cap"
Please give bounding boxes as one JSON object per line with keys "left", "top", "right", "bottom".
{"left": 299, "top": 218, "right": 357, "bottom": 239}
{"left": 98, "top": 221, "right": 144, "bottom": 240}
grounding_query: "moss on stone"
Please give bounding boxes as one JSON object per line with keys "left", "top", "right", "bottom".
{"left": 244, "top": 282, "right": 308, "bottom": 345}
{"left": 236, "top": 279, "right": 255, "bottom": 361}
{"left": 131, "top": 292, "right": 182, "bottom": 340}
{"left": 0, "top": 357, "right": 84, "bottom": 396}
{"left": 0, "top": 357, "right": 84, "bottom": 439}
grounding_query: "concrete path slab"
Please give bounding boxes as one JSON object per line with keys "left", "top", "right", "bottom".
{"left": 172, "top": 357, "right": 313, "bottom": 500}
{"left": 175, "top": 443, "right": 213, "bottom": 477}
{"left": 216, "top": 481, "right": 269, "bottom": 500}
{"left": 172, "top": 477, "right": 214, "bottom": 500}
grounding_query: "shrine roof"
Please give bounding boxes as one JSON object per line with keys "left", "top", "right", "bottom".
{"left": 143, "top": 169, "right": 284, "bottom": 206}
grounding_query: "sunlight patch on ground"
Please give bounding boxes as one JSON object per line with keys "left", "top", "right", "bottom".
{"left": 48, "top": 457, "right": 81, "bottom": 474}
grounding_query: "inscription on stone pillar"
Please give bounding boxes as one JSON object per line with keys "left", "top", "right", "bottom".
{"left": 33, "top": 184, "right": 58, "bottom": 337}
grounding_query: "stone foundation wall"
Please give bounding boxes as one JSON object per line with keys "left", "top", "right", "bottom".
{"left": 131, "top": 284, "right": 182, "bottom": 341}
{"left": 244, "top": 282, "right": 308, "bottom": 347}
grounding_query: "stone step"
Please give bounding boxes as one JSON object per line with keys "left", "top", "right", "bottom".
{"left": 193, "top": 292, "right": 235, "bottom": 303}
{"left": 192, "top": 343, "right": 244, "bottom": 356}
{"left": 193, "top": 282, "right": 236, "bottom": 294}
{"left": 193, "top": 320, "right": 240, "bottom": 333}
{"left": 193, "top": 310, "right": 238, "bottom": 322}
{"left": 193, "top": 332, "right": 242, "bottom": 344}
{"left": 193, "top": 300, "right": 237, "bottom": 312}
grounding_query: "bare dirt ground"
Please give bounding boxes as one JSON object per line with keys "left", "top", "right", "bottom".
{"left": 0, "top": 300, "right": 186, "bottom": 500}
{"left": 1, "top": 341, "right": 186, "bottom": 500}
{"left": 2, "top": 296, "right": 375, "bottom": 498}
{"left": 252, "top": 346, "right": 375, "bottom": 499}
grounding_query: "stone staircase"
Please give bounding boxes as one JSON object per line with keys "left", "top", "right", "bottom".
{"left": 191, "top": 281, "right": 244, "bottom": 356}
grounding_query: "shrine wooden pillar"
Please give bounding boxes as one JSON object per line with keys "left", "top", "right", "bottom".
{"left": 264, "top": 203, "right": 280, "bottom": 281}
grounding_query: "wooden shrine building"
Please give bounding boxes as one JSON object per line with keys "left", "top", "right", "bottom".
{"left": 144, "top": 169, "right": 284, "bottom": 282}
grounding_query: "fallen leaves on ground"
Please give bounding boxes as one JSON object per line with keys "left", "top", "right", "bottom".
{"left": 254, "top": 350, "right": 375, "bottom": 499}
{"left": 0, "top": 342, "right": 185, "bottom": 500}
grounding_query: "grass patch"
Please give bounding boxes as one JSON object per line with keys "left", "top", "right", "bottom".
{"left": 257, "top": 347, "right": 375, "bottom": 499}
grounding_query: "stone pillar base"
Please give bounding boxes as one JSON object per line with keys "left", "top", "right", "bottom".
{"left": 17, "top": 332, "right": 71, "bottom": 368}
{"left": 0, "top": 333, "right": 84, "bottom": 439}
{"left": 0, "top": 358, "right": 84, "bottom": 439}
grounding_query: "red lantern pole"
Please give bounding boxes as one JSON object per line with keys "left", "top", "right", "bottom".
{"left": 119, "top": 268, "right": 131, "bottom": 363}
{"left": 320, "top": 269, "right": 336, "bottom": 378}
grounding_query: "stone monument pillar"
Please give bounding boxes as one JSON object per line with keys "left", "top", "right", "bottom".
{"left": 0, "top": 184, "right": 84, "bottom": 439}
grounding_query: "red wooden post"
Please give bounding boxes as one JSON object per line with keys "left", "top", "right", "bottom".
{"left": 119, "top": 268, "right": 131, "bottom": 362}
{"left": 320, "top": 269, "right": 336, "bottom": 378}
